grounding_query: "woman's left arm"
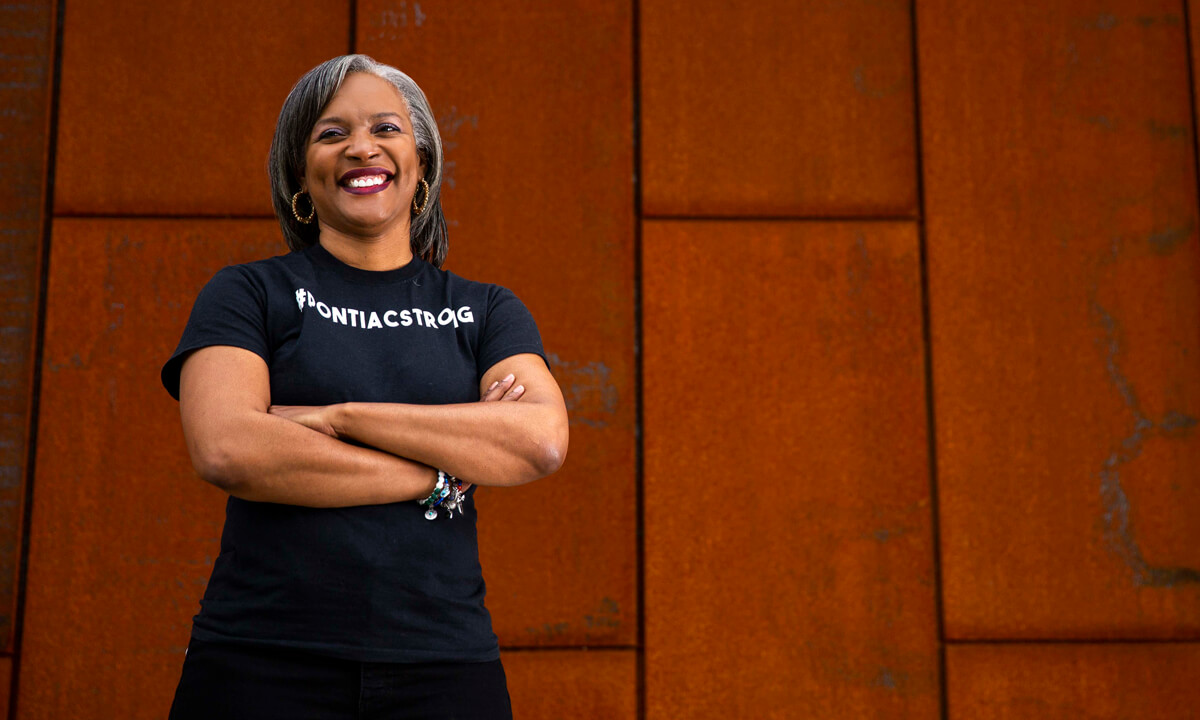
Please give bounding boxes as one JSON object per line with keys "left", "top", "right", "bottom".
{"left": 270, "top": 352, "right": 568, "bottom": 487}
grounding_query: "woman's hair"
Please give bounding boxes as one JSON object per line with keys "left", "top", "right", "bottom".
{"left": 268, "top": 54, "right": 448, "bottom": 267}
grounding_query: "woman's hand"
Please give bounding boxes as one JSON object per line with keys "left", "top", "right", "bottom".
{"left": 268, "top": 404, "right": 341, "bottom": 438}
{"left": 479, "top": 372, "right": 526, "bottom": 403}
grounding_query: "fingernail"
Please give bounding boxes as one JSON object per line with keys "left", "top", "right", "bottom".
{"left": 503, "top": 373, "right": 514, "bottom": 382}
{"left": 513, "top": 385, "right": 525, "bottom": 394}
{"left": 488, "top": 381, "right": 499, "bottom": 391}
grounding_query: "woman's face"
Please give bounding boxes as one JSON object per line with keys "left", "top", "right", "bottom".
{"left": 302, "top": 72, "right": 426, "bottom": 241}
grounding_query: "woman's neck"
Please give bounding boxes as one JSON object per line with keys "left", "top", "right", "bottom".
{"left": 317, "top": 225, "right": 415, "bottom": 271}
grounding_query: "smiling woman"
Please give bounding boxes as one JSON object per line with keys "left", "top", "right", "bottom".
{"left": 160, "top": 55, "right": 567, "bottom": 720}
{"left": 301, "top": 73, "right": 427, "bottom": 253}
{"left": 268, "top": 56, "right": 449, "bottom": 268}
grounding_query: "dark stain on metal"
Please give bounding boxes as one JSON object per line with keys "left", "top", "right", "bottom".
{"left": 872, "top": 667, "right": 897, "bottom": 690}
{"left": 850, "top": 65, "right": 907, "bottom": 99}
{"left": 1090, "top": 296, "right": 1200, "bottom": 587}
{"left": 435, "top": 106, "right": 477, "bottom": 191}
{"left": 1146, "top": 118, "right": 1188, "bottom": 141}
{"left": 46, "top": 353, "right": 84, "bottom": 373}
{"left": 546, "top": 352, "right": 618, "bottom": 428}
{"left": 1160, "top": 410, "right": 1198, "bottom": 434}
{"left": 1081, "top": 13, "right": 1118, "bottom": 30}
{"left": 1146, "top": 220, "right": 1194, "bottom": 254}
{"left": 1134, "top": 14, "right": 1183, "bottom": 28}
{"left": 523, "top": 621, "right": 569, "bottom": 639}
{"left": 799, "top": 632, "right": 919, "bottom": 694}
{"left": 101, "top": 233, "right": 139, "bottom": 336}
{"left": 846, "top": 232, "right": 872, "bottom": 297}
{"left": 871, "top": 527, "right": 908, "bottom": 543}
{"left": 583, "top": 596, "right": 620, "bottom": 630}
{"left": 843, "top": 233, "right": 881, "bottom": 339}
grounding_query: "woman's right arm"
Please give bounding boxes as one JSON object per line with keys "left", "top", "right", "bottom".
{"left": 178, "top": 344, "right": 438, "bottom": 508}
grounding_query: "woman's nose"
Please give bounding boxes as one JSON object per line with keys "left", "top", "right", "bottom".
{"left": 345, "top": 130, "right": 379, "bottom": 160}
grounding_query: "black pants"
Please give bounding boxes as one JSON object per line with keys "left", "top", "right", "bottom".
{"left": 168, "top": 637, "right": 513, "bottom": 720}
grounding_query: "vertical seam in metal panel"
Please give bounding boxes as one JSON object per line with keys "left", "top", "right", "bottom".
{"left": 10, "top": 0, "right": 65, "bottom": 716}
{"left": 348, "top": 0, "right": 357, "bottom": 53}
{"left": 908, "top": 2, "right": 949, "bottom": 719}
{"left": 632, "top": 0, "right": 645, "bottom": 718}
{"left": 1183, "top": 0, "right": 1200, "bottom": 230}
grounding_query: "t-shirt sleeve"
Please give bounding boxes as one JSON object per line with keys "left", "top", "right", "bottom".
{"left": 161, "top": 265, "right": 270, "bottom": 401}
{"left": 475, "top": 286, "right": 549, "bottom": 381}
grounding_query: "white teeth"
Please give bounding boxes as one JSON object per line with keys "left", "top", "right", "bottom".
{"left": 347, "top": 174, "right": 387, "bottom": 188}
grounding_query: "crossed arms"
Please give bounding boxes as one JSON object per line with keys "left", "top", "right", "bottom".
{"left": 177, "top": 346, "right": 569, "bottom": 508}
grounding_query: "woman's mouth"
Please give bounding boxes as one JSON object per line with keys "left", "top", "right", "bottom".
{"left": 339, "top": 168, "right": 394, "bottom": 195}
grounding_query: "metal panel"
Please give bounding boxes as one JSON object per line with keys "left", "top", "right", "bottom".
{"left": 1192, "top": 0, "right": 1200, "bottom": 176}
{"left": 0, "top": 656, "right": 11, "bottom": 720}
{"left": 504, "top": 650, "right": 636, "bottom": 720}
{"left": 946, "top": 643, "right": 1200, "bottom": 719}
{"left": 18, "top": 220, "right": 285, "bottom": 719}
{"left": 640, "top": 0, "right": 917, "bottom": 217}
{"left": 0, "top": 0, "right": 56, "bottom": 654}
{"left": 919, "top": 0, "right": 1200, "bottom": 638}
{"left": 359, "top": 0, "right": 637, "bottom": 648}
{"left": 53, "top": 0, "right": 349, "bottom": 216}
{"left": 643, "top": 220, "right": 938, "bottom": 718}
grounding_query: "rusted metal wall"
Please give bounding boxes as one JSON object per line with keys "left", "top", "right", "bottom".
{"left": 51, "top": 1, "right": 350, "bottom": 216}
{"left": 946, "top": 644, "right": 1200, "bottom": 718}
{"left": 919, "top": 0, "right": 1200, "bottom": 636}
{"left": 643, "top": 221, "right": 938, "bottom": 718}
{"left": 8, "top": 0, "right": 1200, "bottom": 717}
{"left": 919, "top": 0, "right": 1200, "bottom": 716}
{"left": 0, "top": 0, "right": 58, "bottom": 717}
{"left": 640, "top": 0, "right": 917, "bottom": 217}
{"left": 505, "top": 650, "right": 637, "bottom": 718}
{"left": 641, "top": 0, "right": 939, "bottom": 717}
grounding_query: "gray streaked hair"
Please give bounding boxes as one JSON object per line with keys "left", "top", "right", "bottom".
{"left": 268, "top": 54, "right": 448, "bottom": 267}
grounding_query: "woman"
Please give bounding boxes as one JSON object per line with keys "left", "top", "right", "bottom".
{"left": 160, "top": 54, "right": 568, "bottom": 719}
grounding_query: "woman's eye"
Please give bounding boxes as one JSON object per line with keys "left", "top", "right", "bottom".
{"left": 317, "top": 128, "right": 344, "bottom": 140}
{"left": 375, "top": 123, "right": 401, "bottom": 133}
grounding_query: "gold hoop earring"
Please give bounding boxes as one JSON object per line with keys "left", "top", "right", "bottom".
{"left": 412, "top": 178, "right": 430, "bottom": 216}
{"left": 291, "top": 191, "right": 315, "bottom": 224}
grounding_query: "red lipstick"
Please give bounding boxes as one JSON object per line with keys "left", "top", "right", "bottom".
{"left": 339, "top": 167, "right": 394, "bottom": 195}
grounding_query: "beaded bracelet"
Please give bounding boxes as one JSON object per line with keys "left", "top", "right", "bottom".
{"left": 420, "top": 469, "right": 466, "bottom": 520}
{"left": 419, "top": 472, "right": 446, "bottom": 507}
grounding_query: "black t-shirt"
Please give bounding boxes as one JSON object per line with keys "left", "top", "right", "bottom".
{"left": 161, "top": 242, "right": 546, "bottom": 663}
